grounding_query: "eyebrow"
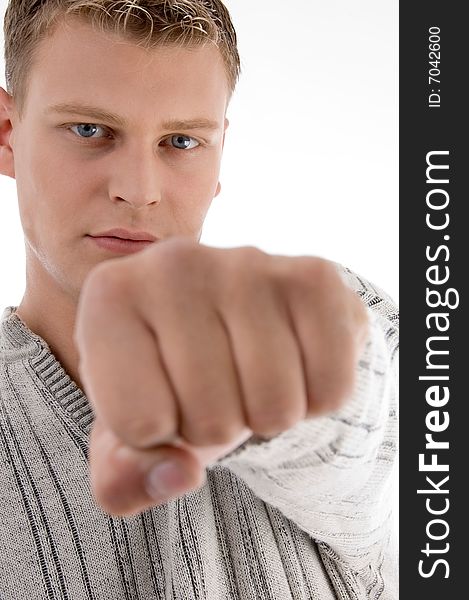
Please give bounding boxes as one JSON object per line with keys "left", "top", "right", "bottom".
{"left": 45, "top": 102, "right": 221, "bottom": 131}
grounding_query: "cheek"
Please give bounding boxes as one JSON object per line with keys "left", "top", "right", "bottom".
{"left": 15, "top": 143, "right": 89, "bottom": 242}
{"left": 167, "top": 169, "right": 218, "bottom": 227}
{"left": 164, "top": 151, "right": 221, "bottom": 228}
{"left": 166, "top": 188, "right": 212, "bottom": 233}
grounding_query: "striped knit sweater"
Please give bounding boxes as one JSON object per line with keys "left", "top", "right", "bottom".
{"left": 0, "top": 266, "right": 399, "bottom": 600}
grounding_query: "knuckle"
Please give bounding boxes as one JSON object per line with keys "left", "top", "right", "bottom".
{"left": 147, "top": 238, "right": 204, "bottom": 293}
{"left": 296, "top": 257, "right": 341, "bottom": 291}
{"left": 279, "top": 257, "right": 341, "bottom": 304}
{"left": 311, "top": 258, "right": 341, "bottom": 286}
{"left": 223, "top": 246, "right": 268, "bottom": 301}
{"left": 236, "top": 246, "right": 265, "bottom": 264}
{"left": 230, "top": 247, "right": 268, "bottom": 283}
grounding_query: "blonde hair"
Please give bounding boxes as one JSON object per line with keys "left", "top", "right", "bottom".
{"left": 3, "top": 0, "right": 241, "bottom": 118}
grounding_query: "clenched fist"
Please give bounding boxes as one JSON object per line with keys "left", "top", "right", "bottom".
{"left": 74, "top": 238, "right": 368, "bottom": 517}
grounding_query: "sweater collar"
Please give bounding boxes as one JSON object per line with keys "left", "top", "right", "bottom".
{"left": 1, "top": 306, "right": 94, "bottom": 435}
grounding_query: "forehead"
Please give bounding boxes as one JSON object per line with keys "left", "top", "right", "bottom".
{"left": 25, "top": 16, "right": 229, "bottom": 123}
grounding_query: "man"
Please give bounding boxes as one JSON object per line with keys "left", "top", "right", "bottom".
{"left": 0, "top": 1, "right": 398, "bottom": 598}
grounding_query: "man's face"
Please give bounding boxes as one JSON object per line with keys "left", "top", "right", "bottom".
{"left": 5, "top": 16, "right": 229, "bottom": 302}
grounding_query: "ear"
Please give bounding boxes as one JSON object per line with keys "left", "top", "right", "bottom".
{"left": 0, "top": 87, "right": 16, "bottom": 179}
{"left": 214, "top": 117, "right": 229, "bottom": 199}
{"left": 222, "top": 117, "right": 229, "bottom": 150}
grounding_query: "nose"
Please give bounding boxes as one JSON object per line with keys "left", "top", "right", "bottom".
{"left": 108, "top": 143, "right": 162, "bottom": 208}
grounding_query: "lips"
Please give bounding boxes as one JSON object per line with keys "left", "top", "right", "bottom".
{"left": 87, "top": 228, "right": 158, "bottom": 255}
{"left": 90, "top": 228, "right": 157, "bottom": 242}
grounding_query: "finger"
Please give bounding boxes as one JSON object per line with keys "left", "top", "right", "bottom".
{"left": 89, "top": 418, "right": 205, "bottom": 517}
{"left": 153, "top": 291, "right": 247, "bottom": 447}
{"left": 75, "top": 264, "right": 179, "bottom": 449}
{"left": 219, "top": 274, "right": 307, "bottom": 439}
{"left": 285, "top": 259, "right": 368, "bottom": 415}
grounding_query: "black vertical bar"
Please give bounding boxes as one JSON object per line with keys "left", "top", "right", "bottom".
{"left": 400, "top": 2, "right": 466, "bottom": 595}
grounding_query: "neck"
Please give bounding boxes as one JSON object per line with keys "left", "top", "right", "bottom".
{"left": 16, "top": 255, "right": 84, "bottom": 391}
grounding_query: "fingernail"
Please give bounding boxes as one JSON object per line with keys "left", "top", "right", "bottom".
{"left": 145, "top": 460, "right": 187, "bottom": 500}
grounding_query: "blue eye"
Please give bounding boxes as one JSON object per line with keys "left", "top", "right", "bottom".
{"left": 170, "top": 135, "right": 199, "bottom": 150}
{"left": 70, "top": 124, "right": 106, "bottom": 139}
{"left": 67, "top": 125, "right": 200, "bottom": 149}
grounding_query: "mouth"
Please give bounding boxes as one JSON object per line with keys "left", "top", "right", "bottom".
{"left": 89, "top": 228, "right": 157, "bottom": 242}
{"left": 87, "top": 229, "right": 157, "bottom": 254}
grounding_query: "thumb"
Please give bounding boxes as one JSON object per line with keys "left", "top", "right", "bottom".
{"left": 89, "top": 418, "right": 205, "bottom": 517}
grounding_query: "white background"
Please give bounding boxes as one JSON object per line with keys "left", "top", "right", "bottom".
{"left": 207, "top": 0, "right": 399, "bottom": 299}
{"left": 0, "top": 0, "right": 398, "bottom": 529}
